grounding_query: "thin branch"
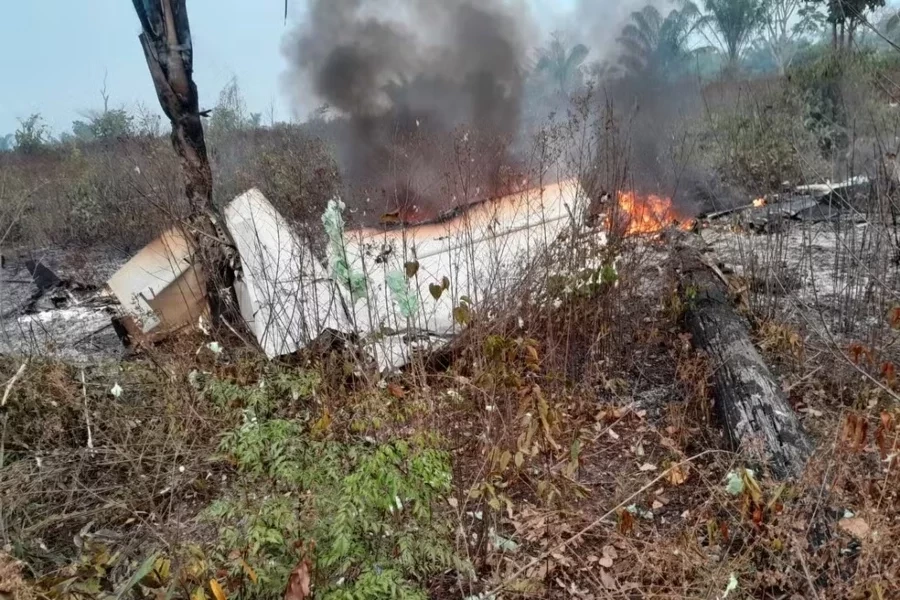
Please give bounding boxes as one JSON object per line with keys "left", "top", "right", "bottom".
{"left": 1, "top": 362, "right": 27, "bottom": 408}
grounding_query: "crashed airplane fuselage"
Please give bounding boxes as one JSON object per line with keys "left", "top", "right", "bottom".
{"left": 108, "top": 179, "right": 590, "bottom": 368}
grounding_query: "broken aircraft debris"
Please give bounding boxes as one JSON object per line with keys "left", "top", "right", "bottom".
{"left": 700, "top": 175, "right": 872, "bottom": 232}
{"left": 107, "top": 227, "right": 208, "bottom": 342}
{"left": 104, "top": 179, "right": 588, "bottom": 368}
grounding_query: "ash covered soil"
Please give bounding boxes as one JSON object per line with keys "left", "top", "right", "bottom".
{"left": 0, "top": 246, "right": 130, "bottom": 363}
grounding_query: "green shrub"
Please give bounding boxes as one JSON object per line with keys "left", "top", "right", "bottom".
{"left": 202, "top": 373, "right": 467, "bottom": 600}
{"left": 712, "top": 93, "right": 820, "bottom": 190}
{"left": 14, "top": 114, "right": 49, "bottom": 154}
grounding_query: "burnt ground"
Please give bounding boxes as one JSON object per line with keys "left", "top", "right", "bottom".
{"left": 0, "top": 246, "right": 128, "bottom": 363}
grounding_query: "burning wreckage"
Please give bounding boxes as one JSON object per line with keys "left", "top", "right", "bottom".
{"left": 1, "top": 173, "right": 869, "bottom": 369}
{"left": 2, "top": 180, "right": 589, "bottom": 368}
{"left": 113, "top": 180, "right": 590, "bottom": 368}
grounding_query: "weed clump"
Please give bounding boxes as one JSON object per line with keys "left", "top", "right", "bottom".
{"left": 203, "top": 371, "right": 467, "bottom": 600}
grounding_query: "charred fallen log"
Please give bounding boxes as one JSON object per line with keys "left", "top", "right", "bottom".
{"left": 673, "top": 233, "right": 812, "bottom": 479}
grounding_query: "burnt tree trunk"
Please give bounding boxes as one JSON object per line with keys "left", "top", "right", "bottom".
{"left": 674, "top": 235, "right": 812, "bottom": 479}
{"left": 132, "top": 0, "right": 236, "bottom": 319}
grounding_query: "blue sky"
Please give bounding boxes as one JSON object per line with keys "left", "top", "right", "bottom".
{"left": 0, "top": 0, "right": 574, "bottom": 136}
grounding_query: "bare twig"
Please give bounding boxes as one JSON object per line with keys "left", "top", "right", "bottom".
{"left": 1, "top": 362, "right": 27, "bottom": 408}
{"left": 81, "top": 370, "right": 94, "bottom": 453}
{"left": 793, "top": 540, "right": 822, "bottom": 600}
{"left": 0, "top": 360, "right": 28, "bottom": 545}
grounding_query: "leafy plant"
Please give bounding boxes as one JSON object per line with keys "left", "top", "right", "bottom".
{"left": 14, "top": 114, "right": 49, "bottom": 154}
{"left": 203, "top": 376, "right": 467, "bottom": 600}
{"left": 206, "top": 78, "right": 262, "bottom": 141}
{"left": 712, "top": 89, "right": 820, "bottom": 189}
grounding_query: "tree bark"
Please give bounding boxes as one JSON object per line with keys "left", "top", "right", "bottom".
{"left": 132, "top": 0, "right": 237, "bottom": 319}
{"left": 673, "top": 234, "right": 813, "bottom": 479}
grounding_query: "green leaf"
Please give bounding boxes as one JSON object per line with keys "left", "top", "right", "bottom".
{"left": 113, "top": 552, "right": 160, "bottom": 600}
{"left": 601, "top": 264, "right": 618, "bottom": 285}
{"left": 453, "top": 305, "right": 471, "bottom": 326}
{"left": 489, "top": 530, "right": 520, "bottom": 553}
{"left": 499, "top": 451, "right": 512, "bottom": 472}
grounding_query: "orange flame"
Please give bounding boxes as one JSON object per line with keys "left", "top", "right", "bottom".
{"left": 611, "top": 191, "right": 691, "bottom": 235}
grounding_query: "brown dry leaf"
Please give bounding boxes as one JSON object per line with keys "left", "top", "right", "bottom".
{"left": 881, "top": 362, "right": 896, "bottom": 384}
{"left": 208, "top": 579, "right": 227, "bottom": 600}
{"left": 853, "top": 417, "right": 868, "bottom": 451}
{"left": 600, "top": 569, "right": 617, "bottom": 590}
{"left": 752, "top": 504, "right": 764, "bottom": 527}
{"left": 659, "top": 437, "right": 679, "bottom": 452}
{"left": 601, "top": 545, "right": 618, "bottom": 561}
{"left": 387, "top": 382, "right": 406, "bottom": 399}
{"left": 0, "top": 553, "right": 32, "bottom": 600}
{"left": 283, "top": 559, "right": 312, "bottom": 600}
{"left": 617, "top": 509, "right": 634, "bottom": 535}
{"left": 667, "top": 463, "right": 689, "bottom": 486}
{"left": 526, "top": 558, "right": 556, "bottom": 580}
{"left": 875, "top": 411, "right": 897, "bottom": 460}
{"left": 838, "top": 517, "right": 870, "bottom": 539}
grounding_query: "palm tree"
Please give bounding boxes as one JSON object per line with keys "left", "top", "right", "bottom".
{"left": 701, "top": 0, "right": 766, "bottom": 72}
{"left": 617, "top": 3, "right": 704, "bottom": 79}
{"left": 535, "top": 35, "right": 590, "bottom": 94}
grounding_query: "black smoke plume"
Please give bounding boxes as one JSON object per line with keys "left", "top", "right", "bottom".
{"left": 282, "top": 0, "right": 532, "bottom": 222}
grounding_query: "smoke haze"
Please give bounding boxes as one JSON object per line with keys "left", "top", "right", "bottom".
{"left": 281, "top": 0, "right": 719, "bottom": 221}
{"left": 282, "top": 0, "right": 536, "bottom": 220}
